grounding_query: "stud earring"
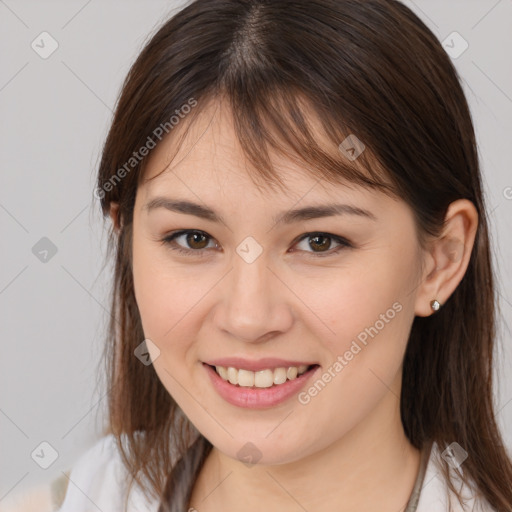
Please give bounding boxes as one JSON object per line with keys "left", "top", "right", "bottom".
{"left": 430, "top": 299, "right": 441, "bottom": 312}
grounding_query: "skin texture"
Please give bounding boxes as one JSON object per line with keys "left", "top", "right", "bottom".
{"left": 110, "top": 98, "right": 478, "bottom": 511}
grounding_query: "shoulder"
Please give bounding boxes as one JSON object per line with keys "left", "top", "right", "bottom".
{"left": 415, "top": 442, "right": 497, "bottom": 512}
{"left": 55, "top": 433, "right": 160, "bottom": 512}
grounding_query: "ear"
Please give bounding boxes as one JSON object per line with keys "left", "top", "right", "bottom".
{"left": 109, "top": 202, "right": 121, "bottom": 232}
{"left": 414, "top": 199, "right": 478, "bottom": 317}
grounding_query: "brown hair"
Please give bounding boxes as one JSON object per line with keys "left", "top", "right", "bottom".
{"left": 93, "top": 0, "right": 512, "bottom": 510}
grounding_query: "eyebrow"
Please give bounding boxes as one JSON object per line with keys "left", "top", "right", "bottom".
{"left": 143, "top": 197, "right": 377, "bottom": 224}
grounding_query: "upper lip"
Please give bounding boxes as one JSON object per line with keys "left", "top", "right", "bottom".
{"left": 204, "top": 357, "right": 317, "bottom": 372}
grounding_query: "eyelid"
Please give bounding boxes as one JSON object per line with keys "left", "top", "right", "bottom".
{"left": 292, "top": 232, "right": 352, "bottom": 255}
{"left": 161, "top": 229, "right": 352, "bottom": 257}
{"left": 160, "top": 230, "right": 218, "bottom": 257}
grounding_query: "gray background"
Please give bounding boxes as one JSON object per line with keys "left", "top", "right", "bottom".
{"left": 1, "top": 0, "right": 511, "bottom": 501}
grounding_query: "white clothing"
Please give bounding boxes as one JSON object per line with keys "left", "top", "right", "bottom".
{"left": 55, "top": 434, "right": 496, "bottom": 512}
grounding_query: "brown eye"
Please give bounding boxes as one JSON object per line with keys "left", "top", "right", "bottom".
{"left": 161, "top": 230, "right": 216, "bottom": 256}
{"left": 184, "top": 232, "right": 209, "bottom": 249}
{"left": 293, "top": 232, "right": 351, "bottom": 257}
{"left": 161, "top": 230, "right": 351, "bottom": 258}
{"left": 308, "top": 234, "right": 332, "bottom": 252}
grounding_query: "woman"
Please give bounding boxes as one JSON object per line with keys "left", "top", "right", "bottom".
{"left": 56, "top": 0, "right": 512, "bottom": 511}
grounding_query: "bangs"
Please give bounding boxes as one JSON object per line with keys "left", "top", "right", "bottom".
{"left": 141, "top": 86, "right": 399, "bottom": 200}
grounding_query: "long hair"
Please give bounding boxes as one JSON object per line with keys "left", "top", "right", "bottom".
{"left": 93, "top": 1, "right": 512, "bottom": 510}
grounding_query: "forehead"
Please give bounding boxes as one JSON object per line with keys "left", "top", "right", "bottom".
{"left": 139, "top": 97, "right": 383, "bottom": 207}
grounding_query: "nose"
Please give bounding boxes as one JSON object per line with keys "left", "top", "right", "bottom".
{"left": 214, "top": 250, "right": 294, "bottom": 344}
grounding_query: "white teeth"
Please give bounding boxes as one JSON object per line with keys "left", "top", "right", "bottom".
{"left": 273, "top": 367, "right": 287, "bottom": 385}
{"left": 238, "top": 369, "right": 254, "bottom": 387}
{"left": 286, "top": 366, "right": 298, "bottom": 380}
{"left": 254, "top": 369, "right": 274, "bottom": 388}
{"left": 214, "top": 364, "right": 311, "bottom": 388}
{"left": 217, "top": 366, "right": 228, "bottom": 380}
{"left": 227, "top": 367, "right": 238, "bottom": 385}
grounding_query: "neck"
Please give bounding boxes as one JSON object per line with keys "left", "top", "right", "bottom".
{"left": 189, "top": 381, "right": 422, "bottom": 512}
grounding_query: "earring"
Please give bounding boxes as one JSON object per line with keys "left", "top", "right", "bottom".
{"left": 430, "top": 299, "right": 441, "bottom": 312}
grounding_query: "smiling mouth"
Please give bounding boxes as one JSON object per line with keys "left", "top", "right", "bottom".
{"left": 206, "top": 363, "right": 319, "bottom": 388}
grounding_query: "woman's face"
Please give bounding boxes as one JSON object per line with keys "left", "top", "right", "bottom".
{"left": 131, "top": 99, "right": 426, "bottom": 465}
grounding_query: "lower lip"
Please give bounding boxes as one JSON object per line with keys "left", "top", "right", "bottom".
{"left": 203, "top": 363, "right": 319, "bottom": 409}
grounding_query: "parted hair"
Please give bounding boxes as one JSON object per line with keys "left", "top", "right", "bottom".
{"left": 94, "top": 1, "right": 512, "bottom": 510}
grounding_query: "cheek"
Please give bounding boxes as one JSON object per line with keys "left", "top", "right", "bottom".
{"left": 131, "top": 237, "right": 224, "bottom": 383}
{"left": 132, "top": 243, "right": 167, "bottom": 338}
{"left": 297, "top": 264, "right": 412, "bottom": 353}
{"left": 297, "top": 240, "right": 419, "bottom": 387}
{"left": 132, "top": 238, "right": 203, "bottom": 340}
{"left": 131, "top": 242, "right": 201, "bottom": 401}
{"left": 290, "top": 270, "right": 414, "bottom": 446}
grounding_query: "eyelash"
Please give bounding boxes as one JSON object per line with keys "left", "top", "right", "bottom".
{"left": 159, "top": 230, "right": 352, "bottom": 258}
